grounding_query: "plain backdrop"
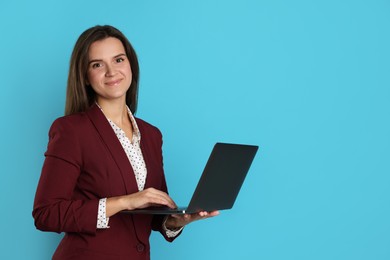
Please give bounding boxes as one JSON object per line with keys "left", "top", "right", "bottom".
{"left": 1, "top": 0, "right": 389, "bottom": 259}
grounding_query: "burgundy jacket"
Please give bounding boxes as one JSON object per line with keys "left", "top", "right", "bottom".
{"left": 33, "top": 104, "right": 178, "bottom": 259}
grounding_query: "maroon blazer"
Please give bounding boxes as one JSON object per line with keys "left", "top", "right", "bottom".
{"left": 33, "top": 104, "right": 179, "bottom": 260}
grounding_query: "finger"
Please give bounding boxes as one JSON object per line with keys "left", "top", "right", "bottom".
{"left": 142, "top": 188, "right": 177, "bottom": 208}
{"left": 194, "top": 211, "right": 219, "bottom": 220}
{"left": 198, "top": 210, "right": 219, "bottom": 217}
{"left": 209, "top": 210, "right": 220, "bottom": 216}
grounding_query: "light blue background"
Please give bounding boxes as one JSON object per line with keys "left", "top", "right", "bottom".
{"left": 1, "top": 0, "right": 389, "bottom": 259}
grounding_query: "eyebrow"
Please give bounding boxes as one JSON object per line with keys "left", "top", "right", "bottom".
{"left": 88, "top": 53, "right": 127, "bottom": 65}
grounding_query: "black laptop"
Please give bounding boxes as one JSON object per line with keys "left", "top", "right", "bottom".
{"left": 122, "top": 142, "right": 258, "bottom": 215}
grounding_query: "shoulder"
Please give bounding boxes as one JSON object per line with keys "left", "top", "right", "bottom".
{"left": 135, "top": 117, "right": 162, "bottom": 138}
{"left": 50, "top": 112, "right": 90, "bottom": 132}
{"left": 47, "top": 112, "right": 94, "bottom": 145}
{"left": 45, "top": 113, "right": 90, "bottom": 163}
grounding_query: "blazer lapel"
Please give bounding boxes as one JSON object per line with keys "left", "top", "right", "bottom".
{"left": 85, "top": 103, "right": 139, "bottom": 195}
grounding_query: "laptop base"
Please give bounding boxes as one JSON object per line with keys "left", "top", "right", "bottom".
{"left": 122, "top": 206, "right": 188, "bottom": 215}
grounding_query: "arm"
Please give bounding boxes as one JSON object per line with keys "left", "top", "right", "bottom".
{"left": 33, "top": 117, "right": 178, "bottom": 235}
{"left": 104, "top": 188, "right": 177, "bottom": 218}
{"left": 32, "top": 118, "right": 98, "bottom": 235}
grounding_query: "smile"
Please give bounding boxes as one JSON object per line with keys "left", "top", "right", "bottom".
{"left": 105, "top": 79, "right": 123, "bottom": 86}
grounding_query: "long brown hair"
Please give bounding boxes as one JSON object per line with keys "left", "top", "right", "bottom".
{"left": 65, "top": 25, "right": 139, "bottom": 115}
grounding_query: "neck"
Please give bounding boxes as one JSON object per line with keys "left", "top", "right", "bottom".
{"left": 96, "top": 98, "right": 128, "bottom": 127}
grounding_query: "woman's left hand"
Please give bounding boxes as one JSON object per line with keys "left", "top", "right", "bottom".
{"left": 165, "top": 211, "right": 220, "bottom": 230}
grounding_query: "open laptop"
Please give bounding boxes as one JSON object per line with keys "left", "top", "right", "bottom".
{"left": 122, "top": 142, "right": 258, "bottom": 215}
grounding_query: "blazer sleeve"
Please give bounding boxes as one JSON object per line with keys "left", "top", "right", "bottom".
{"left": 32, "top": 117, "right": 98, "bottom": 235}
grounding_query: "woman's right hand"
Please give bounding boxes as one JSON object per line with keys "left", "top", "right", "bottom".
{"left": 106, "top": 188, "right": 177, "bottom": 217}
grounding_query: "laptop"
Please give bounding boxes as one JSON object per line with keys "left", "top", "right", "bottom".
{"left": 122, "top": 142, "right": 258, "bottom": 215}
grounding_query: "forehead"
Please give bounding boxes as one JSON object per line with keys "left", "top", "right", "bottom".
{"left": 88, "top": 37, "right": 126, "bottom": 60}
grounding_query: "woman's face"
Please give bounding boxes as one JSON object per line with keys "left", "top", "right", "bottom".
{"left": 86, "top": 37, "right": 132, "bottom": 104}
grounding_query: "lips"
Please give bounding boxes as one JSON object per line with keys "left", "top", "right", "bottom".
{"left": 105, "top": 78, "right": 123, "bottom": 86}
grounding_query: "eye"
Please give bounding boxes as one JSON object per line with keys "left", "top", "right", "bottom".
{"left": 116, "top": 57, "right": 125, "bottom": 63}
{"left": 91, "top": 63, "right": 102, "bottom": 69}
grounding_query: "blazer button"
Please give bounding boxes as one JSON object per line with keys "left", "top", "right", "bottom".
{"left": 136, "top": 243, "right": 145, "bottom": 252}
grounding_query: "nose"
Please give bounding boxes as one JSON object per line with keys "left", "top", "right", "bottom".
{"left": 105, "top": 64, "right": 117, "bottom": 77}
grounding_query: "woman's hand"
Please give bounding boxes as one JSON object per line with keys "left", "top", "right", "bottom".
{"left": 106, "top": 188, "right": 177, "bottom": 217}
{"left": 123, "top": 187, "right": 177, "bottom": 210}
{"left": 165, "top": 210, "right": 220, "bottom": 230}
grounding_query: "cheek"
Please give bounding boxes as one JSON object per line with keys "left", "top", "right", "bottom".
{"left": 126, "top": 67, "right": 133, "bottom": 81}
{"left": 87, "top": 70, "right": 101, "bottom": 86}
{"left": 119, "top": 65, "right": 132, "bottom": 86}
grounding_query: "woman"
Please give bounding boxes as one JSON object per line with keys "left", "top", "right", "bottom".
{"left": 33, "top": 25, "right": 218, "bottom": 259}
